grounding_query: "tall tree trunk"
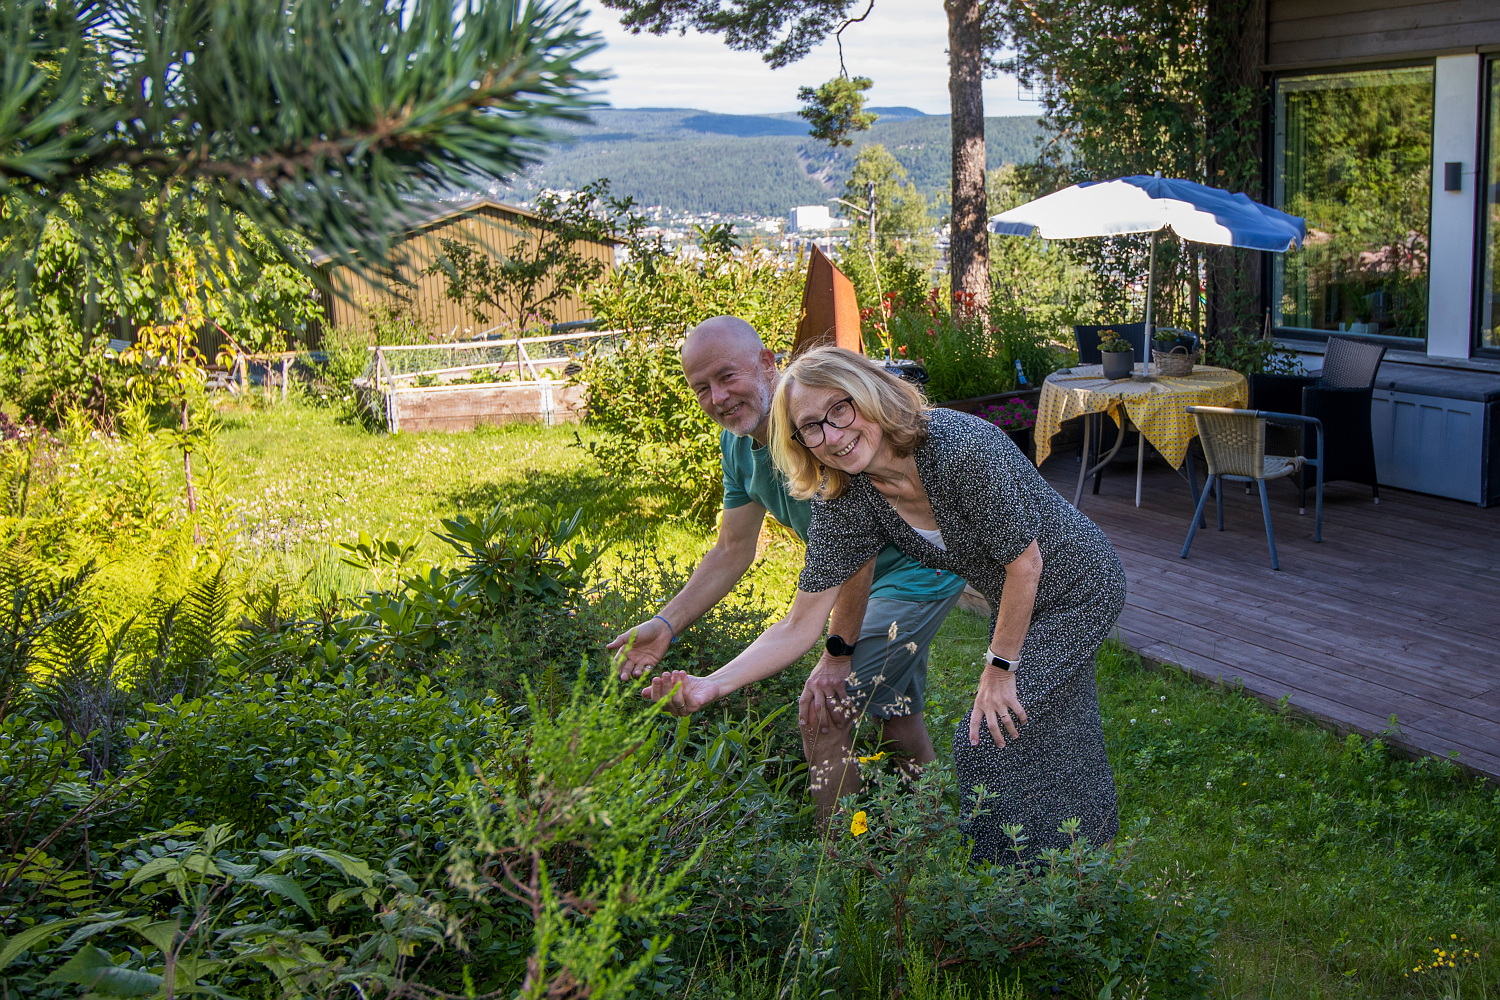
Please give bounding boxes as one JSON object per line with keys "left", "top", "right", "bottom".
{"left": 946, "top": 0, "right": 989, "bottom": 318}
{"left": 1204, "top": 0, "right": 1266, "bottom": 344}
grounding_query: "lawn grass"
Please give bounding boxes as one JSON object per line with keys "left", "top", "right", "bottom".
{"left": 215, "top": 401, "right": 1500, "bottom": 999}
{"left": 214, "top": 399, "right": 804, "bottom": 606}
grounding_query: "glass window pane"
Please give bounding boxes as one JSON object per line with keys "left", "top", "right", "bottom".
{"left": 1273, "top": 67, "right": 1434, "bottom": 342}
{"left": 1481, "top": 59, "right": 1500, "bottom": 352}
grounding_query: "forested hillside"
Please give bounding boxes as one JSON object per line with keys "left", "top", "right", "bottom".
{"left": 498, "top": 108, "right": 1045, "bottom": 216}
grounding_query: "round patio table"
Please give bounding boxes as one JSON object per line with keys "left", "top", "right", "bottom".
{"left": 1035, "top": 363, "right": 1248, "bottom": 507}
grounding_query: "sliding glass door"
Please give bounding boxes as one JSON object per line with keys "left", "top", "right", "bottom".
{"left": 1272, "top": 67, "right": 1434, "bottom": 343}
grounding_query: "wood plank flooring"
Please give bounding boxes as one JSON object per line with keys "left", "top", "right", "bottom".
{"left": 1036, "top": 451, "right": 1500, "bottom": 780}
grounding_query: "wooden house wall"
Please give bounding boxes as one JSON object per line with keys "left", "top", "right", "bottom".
{"left": 318, "top": 203, "right": 615, "bottom": 341}
{"left": 1267, "top": 0, "right": 1500, "bottom": 68}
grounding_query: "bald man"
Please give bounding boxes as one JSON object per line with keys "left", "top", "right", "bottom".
{"left": 607, "top": 316, "right": 965, "bottom": 823}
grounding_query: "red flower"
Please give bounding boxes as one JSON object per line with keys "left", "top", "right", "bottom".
{"left": 898, "top": 345, "right": 908, "bottom": 356}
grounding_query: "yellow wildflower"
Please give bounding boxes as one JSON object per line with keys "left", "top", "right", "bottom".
{"left": 858, "top": 751, "right": 887, "bottom": 763}
{"left": 850, "top": 810, "right": 868, "bottom": 836}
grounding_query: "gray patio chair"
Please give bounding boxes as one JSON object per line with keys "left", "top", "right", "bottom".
{"left": 1180, "top": 406, "right": 1324, "bottom": 571}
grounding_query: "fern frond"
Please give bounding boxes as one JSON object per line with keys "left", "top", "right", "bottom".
{"left": 0, "top": 548, "right": 95, "bottom": 718}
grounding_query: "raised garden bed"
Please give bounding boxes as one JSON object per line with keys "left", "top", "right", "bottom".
{"left": 365, "top": 378, "right": 585, "bottom": 433}
{"left": 353, "top": 331, "right": 609, "bottom": 433}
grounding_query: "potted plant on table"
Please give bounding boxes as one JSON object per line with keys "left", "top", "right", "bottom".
{"left": 1098, "top": 331, "right": 1135, "bottom": 380}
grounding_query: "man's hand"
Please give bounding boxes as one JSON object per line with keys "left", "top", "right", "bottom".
{"left": 799, "top": 654, "right": 856, "bottom": 735}
{"left": 968, "top": 665, "right": 1028, "bottom": 748}
{"left": 606, "top": 617, "right": 673, "bottom": 680}
{"left": 641, "top": 670, "right": 722, "bottom": 716}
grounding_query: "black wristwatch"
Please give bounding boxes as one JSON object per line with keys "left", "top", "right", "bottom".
{"left": 825, "top": 634, "right": 858, "bottom": 658}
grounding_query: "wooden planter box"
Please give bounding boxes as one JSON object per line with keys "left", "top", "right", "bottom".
{"left": 936, "top": 387, "right": 1042, "bottom": 459}
{"left": 936, "top": 386, "right": 1042, "bottom": 415}
{"left": 363, "top": 379, "right": 586, "bottom": 433}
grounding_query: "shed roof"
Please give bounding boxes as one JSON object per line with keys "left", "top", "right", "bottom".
{"left": 308, "top": 196, "right": 623, "bottom": 267}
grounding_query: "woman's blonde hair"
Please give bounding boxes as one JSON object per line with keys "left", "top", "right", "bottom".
{"left": 769, "top": 346, "right": 929, "bottom": 500}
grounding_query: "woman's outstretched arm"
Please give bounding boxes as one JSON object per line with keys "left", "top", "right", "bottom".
{"left": 640, "top": 585, "right": 842, "bottom": 715}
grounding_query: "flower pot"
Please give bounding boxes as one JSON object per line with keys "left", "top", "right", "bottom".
{"left": 1100, "top": 350, "right": 1134, "bottom": 380}
{"left": 1005, "top": 426, "right": 1034, "bottom": 460}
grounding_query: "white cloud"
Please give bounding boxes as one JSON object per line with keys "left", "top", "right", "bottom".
{"left": 575, "top": 0, "right": 1035, "bottom": 118}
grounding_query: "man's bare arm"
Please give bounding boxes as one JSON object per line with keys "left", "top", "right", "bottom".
{"left": 608, "top": 502, "right": 767, "bottom": 677}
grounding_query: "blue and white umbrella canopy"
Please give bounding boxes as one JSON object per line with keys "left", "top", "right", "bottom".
{"left": 987, "top": 174, "right": 1306, "bottom": 252}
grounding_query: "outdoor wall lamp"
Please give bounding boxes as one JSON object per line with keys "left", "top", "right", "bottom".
{"left": 1444, "top": 161, "right": 1463, "bottom": 191}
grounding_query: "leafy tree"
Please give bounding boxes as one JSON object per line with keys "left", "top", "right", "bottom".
{"left": 692, "top": 222, "right": 737, "bottom": 255}
{"left": 989, "top": 0, "right": 1267, "bottom": 341}
{"left": 0, "top": 193, "right": 322, "bottom": 424}
{"left": 0, "top": 0, "right": 603, "bottom": 304}
{"left": 844, "top": 144, "right": 932, "bottom": 242}
{"left": 797, "top": 74, "right": 878, "bottom": 147}
{"left": 425, "top": 180, "right": 645, "bottom": 348}
{"left": 595, "top": 0, "right": 993, "bottom": 316}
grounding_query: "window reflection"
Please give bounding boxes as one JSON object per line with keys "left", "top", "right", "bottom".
{"left": 1273, "top": 67, "right": 1434, "bottom": 342}
{"left": 1482, "top": 59, "right": 1500, "bottom": 351}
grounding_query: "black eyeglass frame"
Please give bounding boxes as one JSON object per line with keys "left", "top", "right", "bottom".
{"left": 790, "top": 396, "right": 857, "bottom": 448}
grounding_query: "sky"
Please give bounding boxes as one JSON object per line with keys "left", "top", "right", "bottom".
{"left": 573, "top": 0, "right": 1033, "bottom": 118}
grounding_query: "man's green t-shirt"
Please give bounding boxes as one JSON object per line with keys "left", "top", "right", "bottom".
{"left": 720, "top": 430, "right": 965, "bottom": 604}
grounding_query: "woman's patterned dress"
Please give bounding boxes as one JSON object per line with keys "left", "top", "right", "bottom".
{"left": 798, "top": 406, "right": 1127, "bottom": 862}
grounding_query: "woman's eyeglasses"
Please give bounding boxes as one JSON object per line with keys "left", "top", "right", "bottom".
{"left": 791, "top": 396, "right": 857, "bottom": 448}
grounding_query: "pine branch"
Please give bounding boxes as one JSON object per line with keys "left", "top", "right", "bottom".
{"left": 0, "top": 0, "right": 606, "bottom": 295}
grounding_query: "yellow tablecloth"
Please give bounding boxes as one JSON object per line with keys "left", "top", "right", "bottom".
{"left": 1034, "top": 364, "right": 1249, "bottom": 469}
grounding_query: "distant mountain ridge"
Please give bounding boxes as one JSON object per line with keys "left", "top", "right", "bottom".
{"left": 497, "top": 107, "right": 1045, "bottom": 217}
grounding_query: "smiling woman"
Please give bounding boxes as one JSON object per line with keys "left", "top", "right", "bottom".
{"left": 644, "top": 346, "right": 1129, "bottom": 863}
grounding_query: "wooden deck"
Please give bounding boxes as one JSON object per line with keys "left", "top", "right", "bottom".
{"left": 1036, "top": 451, "right": 1500, "bottom": 780}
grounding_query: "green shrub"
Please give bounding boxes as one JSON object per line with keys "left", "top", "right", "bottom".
{"left": 663, "top": 762, "right": 1228, "bottom": 999}
{"left": 576, "top": 251, "right": 803, "bottom": 525}
{"left": 879, "top": 292, "right": 1059, "bottom": 402}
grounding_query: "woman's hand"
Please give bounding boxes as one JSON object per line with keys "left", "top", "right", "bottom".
{"left": 799, "top": 654, "right": 855, "bottom": 734}
{"left": 641, "top": 670, "right": 723, "bottom": 717}
{"left": 969, "top": 665, "right": 1028, "bottom": 748}
{"left": 607, "top": 617, "right": 672, "bottom": 680}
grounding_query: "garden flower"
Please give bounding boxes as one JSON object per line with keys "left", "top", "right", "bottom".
{"left": 850, "top": 811, "right": 868, "bottom": 836}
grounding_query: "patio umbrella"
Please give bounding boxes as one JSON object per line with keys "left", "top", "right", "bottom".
{"left": 987, "top": 173, "right": 1306, "bottom": 374}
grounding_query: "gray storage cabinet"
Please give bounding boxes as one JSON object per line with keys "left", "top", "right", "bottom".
{"left": 1369, "top": 365, "right": 1500, "bottom": 507}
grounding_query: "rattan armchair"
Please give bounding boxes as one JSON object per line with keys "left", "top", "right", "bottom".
{"left": 1248, "top": 335, "right": 1387, "bottom": 503}
{"left": 1180, "top": 406, "right": 1324, "bottom": 571}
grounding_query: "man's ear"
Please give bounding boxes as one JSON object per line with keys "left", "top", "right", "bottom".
{"left": 759, "top": 348, "right": 777, "bottom": 372}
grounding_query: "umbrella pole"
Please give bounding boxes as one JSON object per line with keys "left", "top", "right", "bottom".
{"left": 1143, "top": 229, "right": 1159, "bottom": 377}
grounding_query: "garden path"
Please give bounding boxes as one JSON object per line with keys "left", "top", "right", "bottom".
{"left": 1036, "top": 451, "right": 1500, "bottom": 781}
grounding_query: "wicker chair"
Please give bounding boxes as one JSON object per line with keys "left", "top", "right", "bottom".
{"left": 1248, "top": 335, "right": 1388, "bottom": 503}
{"left": 1180, "top": 406, "right": 1324, "bottom": 571}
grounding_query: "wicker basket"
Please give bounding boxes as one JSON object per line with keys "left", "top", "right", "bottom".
{"left": 1152, "top": 346, "right": 1201, "bottom": 376}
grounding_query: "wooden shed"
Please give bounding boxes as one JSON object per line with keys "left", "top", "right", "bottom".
{"left": 312, "top": 198, "right": 619, "bottom": 342}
